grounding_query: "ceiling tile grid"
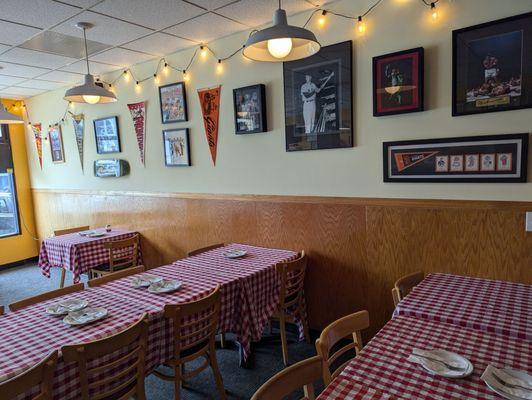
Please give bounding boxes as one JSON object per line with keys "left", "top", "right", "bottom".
{"left": 121, "top": 32, "right": 196, "bottom": 57}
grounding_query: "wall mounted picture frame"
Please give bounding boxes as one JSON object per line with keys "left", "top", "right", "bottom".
{"left": 163, "top": 128, "right": 191, "bottom": 167}
{"left": 94, "top": 159, "right": 129, "bottom": 177}
{"left": 48, "top": 125, "right": 65, "bottom": 163}
{"left": 452, "top": 12, "right": 532, "bottom": 116}
{"left": 233, "top": 84, "right": 267, "bottom": 134}
{"left": 283, "top": 40, "right": 353, "bottom": 152}
{"left": 373, "top": 47, "right": 424, "bottom": 116}
{"left": 383, "top": 133, "right": 528, "bottom": 183}
{"left": 159, "top": 81, "right": 188, "bottom": 124}
{"left": 94, "top": 116, "right": 121, "bottom": 154}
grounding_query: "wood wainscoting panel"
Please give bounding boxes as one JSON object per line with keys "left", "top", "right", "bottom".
{"left": 31, "top": 189, "right": 532, "bottom": 338}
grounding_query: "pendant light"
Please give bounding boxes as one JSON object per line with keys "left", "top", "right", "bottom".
{"left": 0, "top": 100, "right": 23, "bottom": 124}
{"left": 64, "top": 22, "right": 117, "bottom": 104}
{"left": 243, "top": 0, "right": 320, "bottom": 62}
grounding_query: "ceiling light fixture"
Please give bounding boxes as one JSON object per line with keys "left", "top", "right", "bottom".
{"left": 64, "top": 22, "right": 117, "bottom": 104}
{"left": 242, "top": 0, "right": 320, "bottom": 62}
{"left": 0, "top": 100, "right": 23, "bottom": 124}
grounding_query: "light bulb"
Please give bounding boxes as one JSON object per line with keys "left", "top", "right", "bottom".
{"left": 82, "top": 95, "right": 100, "bottom": 104}
{"left": 318, "top": 11, "right": 327, "bottom": 27}
{"left": 164, "top": 63, "right": 168, "bottom": 74}
{"left": 183, "top": 70, "right": 190, "bottom": 82}
{"left": 430, "top": 3, "right": 438, "bottom": 20}
{"left": 123, "top": 70, "right": 130, "bottom": 82}
{"left": 216, "top": 60, "right": 223, "bottom": 74}
{"left": 267, "top": 38, "right": 293, "bottom": 59}
{"left": 200, "top": 46, "right": 207, "bottom": 59}
{"left": 357, "top": 16, "right": 366, "bottom": 34}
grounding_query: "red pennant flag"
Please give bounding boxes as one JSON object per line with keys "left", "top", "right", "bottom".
{"left": 198, "top": 86, "right": 221, "bottom": 165}
{"left": 31, "top": 123, "right": 43, "bottom": 169}
{"left": 127, "top": 101, "right": 146, "bottom": 165}
{"left": 394, "top": 151, "right": 438, "bottom": 172}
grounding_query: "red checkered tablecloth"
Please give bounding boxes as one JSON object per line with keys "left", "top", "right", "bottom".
{"left": 318, "top": 315, "right": 531, "bottom": 400}
{"left": 38, "top": 229, "right": 142, "bottom": 284}
{"left": 393, "top": 273, "right": 531, "bottom": 342}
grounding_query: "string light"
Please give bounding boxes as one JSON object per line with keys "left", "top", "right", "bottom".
{"left": 183, "top": 70, "right": 190, "bottom": 82}
{"left": 200, "top": 46, "right": 207, "bottom": 60}
{"left": 216, "top": 59, "right": 223, "bottom": 74}
{"left": 153, "top": 73, "right": 159, "bottom": 84}
{"left": 318, "top": 10, "right": 327, "bottom": 27}
{"left": 430, "top": 2, "right": 438, "bottom": 20}
{"left": 123, "top": 70, "right": 130, "bottom": 82}
{"left": 357, "top": 16, "right": 366, "bottom": 34}
{"left": 163, "top": 62, "right": 169, "bottom": 74}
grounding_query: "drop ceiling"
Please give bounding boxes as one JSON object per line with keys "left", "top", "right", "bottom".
{"left": 0, "top": 0, "right": 333, "bottom": 99}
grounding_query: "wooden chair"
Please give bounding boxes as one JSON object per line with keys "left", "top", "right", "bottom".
{"left": 251, "top": 355, "right": 323, "bottom": 400}
{"left": 392, "top": 271, "right": 424, "bottom": 306}
{"left": 187, "top": 243, "right": 224, "bottom": 257}
{"left": 91, "top": 235, "right": 139, "bottom": 279}
{"left": 1, "top": 350, "right": 58, "bottom": 400}
{"left": 271, "top": 251, "right": 310, "bottom": 365}
{"left": 53, "top": 225, "right": 90, "bottom": 288}
{"left": 0, "top": 305, "right": 4, "bottom": 316}
{"left": 315, "top": 310, "right": 369, "bottom": 385}
{"left": 154, "top": 285, "right": 226, "bottom": 400}
{"left": 61, "top": 314, "right": 149, "bottom": 400}
{"left": 9, "top": 283, "right": 84, "bottom": 312}
{"left": 88, "top": 265, "right": 145, "bottom": 287}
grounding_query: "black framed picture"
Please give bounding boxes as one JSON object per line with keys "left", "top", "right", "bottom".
{"left": 94, "top": 116, "right": 121, "bottom": 154}
{"left": 373, "top": 47, "right": 424, "bottom": 116}
{"left": 159, "top": 81, "right": 188, "bottom": 123}
{"left": 453, "top": 12, "right": 532, "bottom": 116}
{"left": 163, "top": 128, "right": 191, "bottom": 167}
{"left": 383, "top": 133, "right": 528, "bottom": 183}
{"left": 283, "top": 40, "right": 353, "bottom": 151}
{"left": 233, "top": 84, "right": 267, "bottom": 134}
{"left": 48, "top": 125, "right": 65, "bottom": 163}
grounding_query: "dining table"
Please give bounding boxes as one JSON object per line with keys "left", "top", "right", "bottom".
{"left": 38, "top": 228, "right": 142, "bottom": 284}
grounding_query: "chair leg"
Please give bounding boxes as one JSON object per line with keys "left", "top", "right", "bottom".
{"left": 174, "top": 364, "right": 181, "bottom": 400}
{"left": 59, "top": 269, "right": 66, "bottom": 288}
{"left": 209, "top": 342, "right": 226, "bottom": 400}
{"left": 301, "top": 305, "right": 311, "bottom": 343}
{"left": 220, "top": 333, "right": 226, "bottom": 348}
{"left": 279, "top": 312, "right": 289, "bottom": 366}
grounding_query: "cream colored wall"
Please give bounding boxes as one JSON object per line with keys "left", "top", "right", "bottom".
{"left": 24, "top": 0, "right": 532, "bottom": 201}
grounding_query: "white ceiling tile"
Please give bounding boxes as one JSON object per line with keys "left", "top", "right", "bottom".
{"left": 0, "top": 62, "right": 50, "bottom": 78}
{"left": 0, "top": 21, "right": 43, "bottom": 46}
{"left": 164, "top": 12, "right": 247, "bottom": 43}
{"left": 36, "top": 70, "right": 84, "bottom": 83}
{"left": 0, "top": 75, "right": 27, "bottom": 86}
{"left": 0, "top": 48, "right": 78, "bottom": 69}
{"left": 122, "top": 33, "right": 195, "bottom": 56}
{"left": 0, "top": 44, "right": 11, "bottom": 54}
{"left": 58, "top": 0, "right": 102, "bottom": 7}
{"left": 0, "top": 91, "right": 27, "bottom": 99}
{"left": 92, "top": 0, "right": 206, "bottom": 30}
{"left": 90, "top": 47, "right": 155, "bottom": 67}
{"left": 188, "top": 0, "right": 241, "bottom": 11}
{"left": 60, "top": 60, "right": 122, "bottom": 74}
{"left": 15, "top": 79, "right": 68, "bottom": 90}
{"left": 0, "top": 87, "right": 45, "bottom": 96}
{"left": 0, "top": 0, "right": 81, "bottom": 29}
{"left": 52, "top": 11, "right": 153, "bottom": 46}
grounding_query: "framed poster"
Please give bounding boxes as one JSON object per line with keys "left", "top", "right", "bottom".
{"left": 163, "top": 128, "right": 190, "bottom": 167}
{"left": 48, "top": 125, "right": 65, "bottom": 163}
{"left": 373, "top": 47, "right": 424, "bottom": 116}
{"left": 452, "top": 12, "right": 532, "bottom": 116}
{"left": 283, "top": 40, "right": 353, "bottom": 151}
{"left": 383, "top": 133, "right": 528, "bottom": 183}
{"left": 94, "top": 159, "right": 129, "bottom": 177}
{"left": 159, "top": 81, "right": 188, "bottom": 123}
{"left": 93, "top": 116, "right": 121, "bottom": 154}
{"left": 233, "top": 84, "right": 267, "bottom": 134}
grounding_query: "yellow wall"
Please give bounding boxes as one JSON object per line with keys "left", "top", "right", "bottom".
{"left": 0, "top": 100, "right": 38, "bottom": 265}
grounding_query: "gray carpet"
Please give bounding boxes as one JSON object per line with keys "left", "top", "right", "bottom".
{"left": 0, "top": 263, "right": 320, "bottom": 399}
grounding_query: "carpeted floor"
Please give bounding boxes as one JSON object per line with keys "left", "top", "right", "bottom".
{"left": 0, "top": 263, "right": 320, "bottom": 399}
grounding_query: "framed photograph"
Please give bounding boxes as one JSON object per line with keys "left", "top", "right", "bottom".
{"left": 373, "top": 47, "right": 424, "bottom": 116}
{"left": 159, "top": 81, "right": 187, "bottom": 123}
{"left": 452, "top": 12, "right": 532, "bottom": 116}
{"left": 94, "top": 116, "right": 120, "bottom": 154}
{"left": 163, "top": 128, "right": 190, "bottom": 167}
{"left": 383, "top": 133, "right": 528, "bottom": 183}
{"left": 233, "top": 84, "right": 267, "bottom": 134}
{"left": 48, "top": 125, "right": 65, "bottom": 163}
{"left": 283, "top": 40, "right": 353, "bottom": 152}
{"left": 94, "top": 159, "right": 129, "bottom": 178}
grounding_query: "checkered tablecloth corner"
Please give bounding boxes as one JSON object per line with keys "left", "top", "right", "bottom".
{"left": 317, "top": 379, "right": 393, "bottom": 400}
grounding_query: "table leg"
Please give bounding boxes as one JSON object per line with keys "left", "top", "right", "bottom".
{"left": 59, "top": 269, "right": 66, "bottom": 288}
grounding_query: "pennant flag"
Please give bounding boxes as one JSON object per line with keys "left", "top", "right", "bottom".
{"left": 31, "top": 123, "right": 43, "bottom": 169}
{"left": 394, "top": 151, "right": 439, "bottom": 172}
{"left": 71, "top": 113, "right": 84, "bottom": 171}
{"left": 127, "top": 101, "right": 146, "bottom": 165}
{"left": 197, "top": 86, "right": 221, "bottom": 165}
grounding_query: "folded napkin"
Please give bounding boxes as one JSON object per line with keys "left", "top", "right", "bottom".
{"left": 407, "top": 348, "right": 469, "bottom": 377}
{"left": 482, "top": 365, "right": 532, "bottom": 399}
{"left": 70, "top": 308, "right": 104, "bottom": 323}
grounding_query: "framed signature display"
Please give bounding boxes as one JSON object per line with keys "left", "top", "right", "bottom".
{"left": 48, "top": 125, "right": 65, "bottom": 163}
{"left": 383, "top": 133, "right": 528, "bottom": 183}
{"left": 94, "top": 116, "right": 121, "bottom": 154}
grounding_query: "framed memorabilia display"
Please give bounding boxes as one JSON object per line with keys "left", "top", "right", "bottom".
{"left": 283, "top": 40, "right": 353, "bottom": 151}
{"left": 93, "top": 116, "right": 121, "bottom": 154}
{"left": 163, "top": 128, "right": 191, "bottom": 167}
{"left": 373, "top": 47, "right": 424, "bottom": 116}
{"left": 383, "top": 133, "right": 528, "bottom": 183}
{"left": 48, "top": 125, "right": 65, "bottom": 163}
{"left": 94, "top": 159, "right": 129, "bottom": 177}
{"left": 159, "top": 81, "right": 188, "bottom": 123}
{"left": 452, "top": 12, "right": 532, "bottom": 116}
{"left": 233, "top": 84, "right": 267, "bottom": 134}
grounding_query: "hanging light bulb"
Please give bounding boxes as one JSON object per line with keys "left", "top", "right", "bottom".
{"left": 357, "top": 16, "right": 366, "bottom": 34}
{"left": 200, "top": 46, "right": 207, "bottom": 60}
{"left": 430, "top": 2, "right": 438, "bottom": 20}
{"left": 123, "top": 70, "right": 130, "bottom": 82}
{"left": 183, "top": 70, "right": 190, "bottom": 82}
{"left": 267, "top": 38, "right": 293, "bottom": 59}
{"left": 154, "top": 73, "right": 159, "bottom": 84}
{"left": 216, "top": 59, "right": 223, "bottom": 74}
{"left": 164, "top": 62, "right": 169, "bottom": 74}
{"left": 317, "top": 10, "right": 327, "bottom": 27}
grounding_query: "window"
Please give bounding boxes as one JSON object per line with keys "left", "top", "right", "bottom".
{"left": 0, "top": 125, "right": 20, "bottom": 238}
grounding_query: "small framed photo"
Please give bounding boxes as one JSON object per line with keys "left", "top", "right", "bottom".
{"left": 435, "top": 155, "right": 449, "bottom": 172}
{"left": 159, "top": 82, "right": 187, "bottom": 124}
{"left": 94, "top": 116, "right": 120, "bottom": 154}
{"left": 464, "top": 154, "right": 480, "bottom": 171}
{"left": 480, "top": 153, "right": 496, "bottom": 171}
{"left": 233, "top": 84, "right": 267, "bottom": 134}
{"left": 163, "top": 128, "right": 190, "bottom": 167}
{"left": 48, "top": 125, "right": 65, "bottom": 163}
{"left": 373, "top": 47, "right": 424, "bottom": 116}
{"left": 496, "top": 153, "right": 512, "bottom": 171}
{"left": 449, "top": 155, "right": 464, "bottom": 172}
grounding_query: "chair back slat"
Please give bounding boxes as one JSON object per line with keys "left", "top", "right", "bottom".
{"left": 88, "top": 266, "right": 145, "bottom": 287}
{"left": 1, "top": 351, "right": 58, "bottom": 400}
{"left": 54, "top": 226, "right": 90, "bottom": 236}
{"left": 393, "top": 271, "right": 424, "bottom": 306}
{"left": 9, "top": 283, "right": 85, "bottom": 312}
{"left": 103, "top": 235, "right": 139, "bottom": 273}
{"left": 188, "top": 243, "right": 224, "bottom": 257}
{"left": 61, "top": 314, "right": 148, "bottom": 400}
{"left": 275, "top": 251, "right": 307, "bottom": 310}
